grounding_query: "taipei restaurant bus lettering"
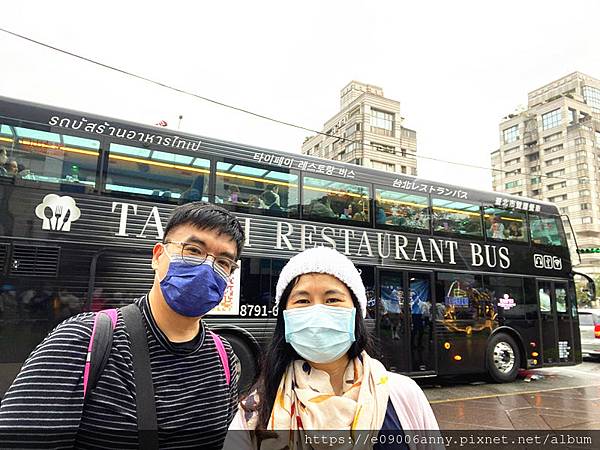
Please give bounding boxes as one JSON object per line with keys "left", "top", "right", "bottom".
{"left": 111, "top": 202, "right": 511, "bottom": 270}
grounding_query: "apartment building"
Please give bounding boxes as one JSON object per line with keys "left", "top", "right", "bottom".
{"left": 491, "top": 72, "right": 600, "bottom": 276}
{"left": 302, "top": 81, "right": 417, "bottom": 175}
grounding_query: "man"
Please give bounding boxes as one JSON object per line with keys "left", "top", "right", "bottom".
{"left": 0, "top": 202, "right": 243, "bottom": 449}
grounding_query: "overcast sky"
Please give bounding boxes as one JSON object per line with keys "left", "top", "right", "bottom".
{"left": 1, "top": 0, "right": 599, "bottom": 191}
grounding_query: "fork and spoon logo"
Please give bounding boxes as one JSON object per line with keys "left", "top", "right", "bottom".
{"left": 35, "top": 194, "right": 81, "bottom": 232}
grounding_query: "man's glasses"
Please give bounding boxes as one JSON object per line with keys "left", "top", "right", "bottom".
{"left": 164, "top": 240, "right": 238, "bottom": 275}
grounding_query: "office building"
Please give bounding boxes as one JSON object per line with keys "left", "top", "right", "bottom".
{"left": 302, "top": 81, "right": 417, "bottom": 175}
{"left": 491, "top": 72, "right": 600, "bottom": 276}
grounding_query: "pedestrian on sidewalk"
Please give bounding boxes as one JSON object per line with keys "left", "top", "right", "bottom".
{"left": 0, "top": 202, "right": 243, "bottom": 449}
{"left": 226, "top": 246, "right": 439, "bottom": 450}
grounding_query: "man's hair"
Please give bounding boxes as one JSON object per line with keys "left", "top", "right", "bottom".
{"left": 164, "top": 202, "right": 245, "bottom": 257}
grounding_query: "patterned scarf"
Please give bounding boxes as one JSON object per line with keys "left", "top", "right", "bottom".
{"left": 245, "top": 351, "right": 390, "bottom": 449}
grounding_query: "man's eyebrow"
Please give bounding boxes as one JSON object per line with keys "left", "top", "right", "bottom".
{"left": 187, "top": 236, "right": 236, "bottom": 260}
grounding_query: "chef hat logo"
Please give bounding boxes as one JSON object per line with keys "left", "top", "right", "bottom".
{"left": 34, "top": 194, "right": 81, "bottom": 232}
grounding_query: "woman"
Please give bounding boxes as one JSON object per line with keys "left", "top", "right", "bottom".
{"left": 226, "top": 247, "right": 439, "bottom": 449}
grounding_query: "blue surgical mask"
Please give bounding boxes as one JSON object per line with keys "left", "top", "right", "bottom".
{"left": 160, "top": 252, "right": 229, "bottom": 317}
{"left": 283, "top": 304, "right": 356, "bottom": 364}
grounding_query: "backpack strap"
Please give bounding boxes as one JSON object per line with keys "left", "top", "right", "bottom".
{"left": 121, "top": 303, "right": 158, "bottom": 450}
{"left": 83, "top": 308, "right": 118, "bottom": 398}
{"left": 209, "top": 331, "right": 230, "bottom": 386}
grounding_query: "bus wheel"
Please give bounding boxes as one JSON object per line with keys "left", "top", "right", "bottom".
{"left": 486, "top": 333, "right": 520, "bottom": 383}
{"left": 223, "top": 334, "right": 257, "bottom": 394}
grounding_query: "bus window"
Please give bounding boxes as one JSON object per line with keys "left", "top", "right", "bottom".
{"left": 483, "top": 275, "right": 525, "bottom": 319}
{"left": 432, "top": 198, "right": 482, "bottom": 237}
{"left": 0, "top": 123, "right": 99, "bottom": 189}
{"left": 215, "top": 162, "right": 299, "bottom": 215}
{"left": 435, "top": 272, "right": 490, "bottom": 324}
{"left": 105, "top": 143, "right": 210, "bottom": 203}
{"left": 375, "top": 189, "right": 429, "bottom": 232}
{"left": 483, "top": 207, "right": 527, "bottom": 243}
{"left": 529, "top": 214, "right": 565, "bottom": 246}
{"left": 303, "top": 176, "right": 370, "bottom": 223}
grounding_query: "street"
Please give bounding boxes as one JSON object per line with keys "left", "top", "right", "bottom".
{"left": 420, "top": 361, "right": 600, "bottom": 430}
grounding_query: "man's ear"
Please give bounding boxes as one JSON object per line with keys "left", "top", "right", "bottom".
{"left": 151, "top": 243, "right": 164, "bottom": 270}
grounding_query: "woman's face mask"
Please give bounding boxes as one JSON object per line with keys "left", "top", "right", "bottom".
{"left": 283, "top": 273, "right": 357, "bottom": 364}
{"left": 284, "top": 304, "right": 356, "bottom": 364}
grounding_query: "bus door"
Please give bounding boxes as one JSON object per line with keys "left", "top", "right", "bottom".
{"left": 376, "top": 269, "right": 436, "bottom": 374}
{"left": 537, "top": 280, "right": 574, "bottom": 364}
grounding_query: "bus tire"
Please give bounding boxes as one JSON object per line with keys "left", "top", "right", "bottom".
{"left": 486, "top": 333, "right": 520, "bottom": 383}
{"left": 222, "top": 334, "right": 257, "bottom": 394}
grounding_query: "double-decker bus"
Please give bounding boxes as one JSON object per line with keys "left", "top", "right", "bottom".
{"left": 0, "top": 96, "right": 589, "bottom": 396}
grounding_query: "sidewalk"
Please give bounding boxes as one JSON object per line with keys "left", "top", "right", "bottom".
{"left": 430, "top": 384, "right": 600, "bottom": 430}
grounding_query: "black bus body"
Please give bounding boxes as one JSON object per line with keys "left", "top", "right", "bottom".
{"left": 0, "top": 97, "right": 582, "bottom": 395}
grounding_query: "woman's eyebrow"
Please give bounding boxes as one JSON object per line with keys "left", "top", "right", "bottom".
{"left": 324, "top": 289, "right": 345, "bottom": 296}
{"left": 290, "top": 290, "right": 310, "bottom": 298}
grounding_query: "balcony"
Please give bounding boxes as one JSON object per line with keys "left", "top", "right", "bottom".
{"left": 523, "top": 130, "right": 538, "bottom": 145}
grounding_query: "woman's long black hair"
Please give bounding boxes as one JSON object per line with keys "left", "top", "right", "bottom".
{"left": 247, "top": 276, "right": 375, "bottom": 431}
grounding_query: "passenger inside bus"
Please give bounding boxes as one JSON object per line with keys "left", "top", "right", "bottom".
{"left": 178, "top": 175, "right": 205, "bottom": 205}
{"left": 352, "top": 202, "right": 368, "bottom": 222}
{"left": 306, "top": 195, "right": 336, "bottom": 218}
{"left": 0, "top": 148, "right": 8, "bottom": 176}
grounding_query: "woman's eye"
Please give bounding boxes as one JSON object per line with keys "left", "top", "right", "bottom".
{"left": 294, "top": 299, "right": 310, "bottom": 304}
{"left": 326, "top": 298, "right": 342, "bottom": 303}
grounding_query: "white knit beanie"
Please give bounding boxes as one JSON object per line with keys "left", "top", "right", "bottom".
{"left": 275, "top": 246, "right": 368, "bottom": 317}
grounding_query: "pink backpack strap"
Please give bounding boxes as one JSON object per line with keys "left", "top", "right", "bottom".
{"left": 83, "top": 309, "right": 118, "bottom": 397}
{"left": 209, "top": 331, "right": 230, "bottom": 386}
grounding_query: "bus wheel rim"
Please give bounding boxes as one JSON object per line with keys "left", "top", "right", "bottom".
{"left": 493, "top": 341, "right": 515, "bottom": 374}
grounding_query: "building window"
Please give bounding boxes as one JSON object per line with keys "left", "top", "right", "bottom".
{"left": 530, "top": 176, "right": 541, "bottom": 184}
{"left": 548, "top": 194, "right": 567, "bottom": 202}
{"left": 578, "top": 178, "right": 589, "bottom": 185}
{"left": 344, "top": 123, "right": 361, "bottom": 139}
{"left": 503, "top": 125, "right": 519, "bottom": 144}
{"left": 411, "top": 167, "right": 417, "bottom": 176}
{"left": 504, "top": 157, "right": 520, "bottom": 166}
{"left": 547, "top": 181, "right": 566, "bottom": 190}
{"left": 583, "top": 85, "right": 600, "bottom": 113}
{"left": 559, "top": 206, "right": 569, "bottom": 214}
{"left": 545, "top": 144, "right": 563, "bottom": 154}
{"left": 581, "top": 203, "right": 591, "bottom": 210}
{"left": 372, "top": 142, "right": 395, "bottom": 154}
{"left": 577, "top": 163, "right": 588, "bottom": 171}
{"left": 582, "top": 216, "right": 593, "bottom": 224}
{"left": 579, "top": 189, "right": 591, "bottom": 197}
{"left": 400, "top": 165, "right": 407, "bottom": 174}
{"left": 370, "top": 109, "right": 394, "bottom": 136}
{"left": 504, "top": 146, "right": 519, "bottom": 156}
{"left": 532, "top": 189, "right": 541, "bottom": 196}
{"left": 545, "top": 156, "right": 564, "bottom": 166}
{"left": 530, "top": 164, "right": 541, "bottom": 173}
{"left": 544, "top": 131, "right": 562, "bottom": 142}
{"left": 542, "top": 109, "right": 562, "bottom": 130}
{"left": 575, "top": 137, "right": 586, "bottom": 145}
{"left": 595, "top": 131, "right": 600, "bottom": 147}
{"left": 576, "top": 150, "right": 587, "bottom": 159}
{"left": 527, "top": 153, "right": 539, "bottom": 162}
{"left": 546, "top": 169, "right": 565, "bottom": 178}
{"left": 505, "top": 181, "right": 521, "bottom": 189}
{"left": 506, "top": 169, "right": 521, "bottom": 176}
{"left": 371, "top": 160, "right": 395, "bottom": 172}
